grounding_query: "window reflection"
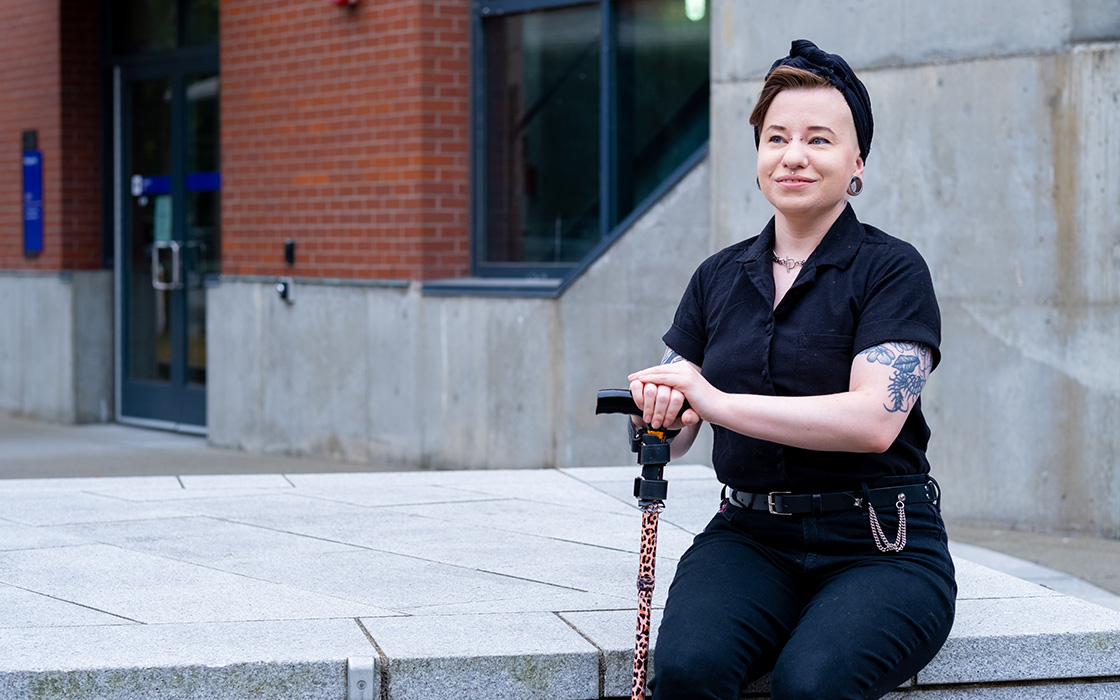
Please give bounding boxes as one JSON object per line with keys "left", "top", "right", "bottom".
{"left": 615, "top": 0, "right": 710, "bottom": 218}
{"left": 479, "top": 1, "right": 710, "bottom": 271}
{"left": 484, "top": 6, "right": 601, "bottom": 266}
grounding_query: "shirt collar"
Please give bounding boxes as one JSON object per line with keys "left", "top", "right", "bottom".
{"left": 736, "top": 203, "right": 864, "bottom": 271}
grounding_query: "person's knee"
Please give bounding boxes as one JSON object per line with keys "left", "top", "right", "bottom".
{"left": 651, "top": 647, "right": 740, "bottom": 700}
{"left": 769, "top": 649, "right": 853, "bottom": 700}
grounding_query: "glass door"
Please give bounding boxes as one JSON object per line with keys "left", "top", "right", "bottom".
{"left": 119, "top": 66, "right": 219, "bottom": 430}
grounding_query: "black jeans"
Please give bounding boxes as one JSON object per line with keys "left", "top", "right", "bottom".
{"left": 650, "top": 478, "right": 957, "bottom": 700}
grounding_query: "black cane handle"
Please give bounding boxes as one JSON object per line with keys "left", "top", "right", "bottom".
{"left": 595, "top": 389, "right": 642, "bottom": 416}
{"left": 595, "top": 388, "right": 690, "bottom": 416}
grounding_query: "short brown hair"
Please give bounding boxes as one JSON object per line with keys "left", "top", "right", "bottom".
{"left": 749, "top": 65, "right": 833, "bottom": 149}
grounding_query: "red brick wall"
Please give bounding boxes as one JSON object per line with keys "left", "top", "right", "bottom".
{"left": 0, "top": 0, "right": 101, "bottom": 272}
{"left": 0, "top": 1, "right": 62, "bottom": 270}
{"left": 221, "top": 0, "right": 471, "bottom": 280}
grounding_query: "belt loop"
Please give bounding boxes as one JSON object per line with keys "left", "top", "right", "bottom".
{"left": 811, "top": 493, "right": 822, "bottom": 515}
{"left": 859, "top": 482, "right": 872, "bottom": 512}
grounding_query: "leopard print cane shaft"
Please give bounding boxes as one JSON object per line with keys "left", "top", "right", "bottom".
{"left": 632, "top": 504, "right": 663, "bottom": 700}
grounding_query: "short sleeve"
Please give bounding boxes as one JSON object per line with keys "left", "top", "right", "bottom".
{"left": 852, "top": 242, "right": 942, "bottom": 369}
{"left": 662, "top": 264, "right": 708, "bottom": 366}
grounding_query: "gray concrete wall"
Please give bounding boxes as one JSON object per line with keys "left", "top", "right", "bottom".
{"left": 0, "top": 271, "right": 113, "bottom": 424}
{"left": 556, "top": 160, "right": 715, "bottom": 469}
{"left": 711, "top": 0, "right": 1120, "bottom": 536}
{"left": 208, "top": 283, "right": 564, "bottom": 469}
{"left": 207, "top": 161, "right": 713, "bottom": 471}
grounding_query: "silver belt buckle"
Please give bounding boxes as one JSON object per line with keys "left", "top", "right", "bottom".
{"left": 767, "top": 491, "right": 792, "bottom": 516}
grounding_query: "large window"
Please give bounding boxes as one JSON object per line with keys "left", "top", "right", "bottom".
{"left": 474, "top": 0, "right": 710, "bottom": 278}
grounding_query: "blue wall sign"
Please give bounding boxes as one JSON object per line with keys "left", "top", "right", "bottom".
{"left": 22, "top": 150, "right": 43, "bottom": 256}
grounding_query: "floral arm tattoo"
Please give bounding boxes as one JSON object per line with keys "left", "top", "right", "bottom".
{"left": 858, "top": 342, "right": 933, "bottom": 413}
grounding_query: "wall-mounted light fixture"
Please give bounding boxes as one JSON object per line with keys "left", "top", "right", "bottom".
{"left": 331, "top": 0, "right": 359, "bottom": 6}
{"left": 685, "top": 0, "right": 705, "bottom": 21}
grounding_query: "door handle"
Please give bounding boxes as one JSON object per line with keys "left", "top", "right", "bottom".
{"left": 151, "top": 240, "right": 182, "bottom": 290}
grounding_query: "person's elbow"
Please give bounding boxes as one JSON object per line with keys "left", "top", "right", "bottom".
{"left": 857, "top": 416, "right": 906, "bottom": 454}
{"left": 862, "top": 433, "right": 895, "bottom": 454}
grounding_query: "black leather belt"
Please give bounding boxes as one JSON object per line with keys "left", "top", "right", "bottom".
{"left": 726, "top": 481, "right": 938, "bottom": 516}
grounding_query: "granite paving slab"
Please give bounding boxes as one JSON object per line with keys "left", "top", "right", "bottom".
{"left": 306, "top": 468, "right": 581, "bottom": 494}
{"left": 187, "top": 546, "right": 616, "bottom": 613}
{"left": 173, "top": 491, "right": 442, "bottom": 537}
{"left": 361, "top": 612, "right": 598, "bottom": 700}
{"left": 0, "top": 475, "right": 182, "bottom": 492}
{"left": 440, "top": 477, "right": 647, "bottom": 516}
{"left": 919, "top": 595, "right": 1120, "bottom": 684}
{"left": 348, "top": 520, "right": 678, "bottom": 605}
{"left": 79, "top": 485, "right": 305, "bottom": 502}
{"left": 952, "top": 541, "right": 1120, "bottom": 611}
{"left": 383, "top": 497, "right": 696, "bottom": 558}
{"left": 0, "top": 619, "right": 375, "bottom": 700}
{"left": 178, "top": 496, "right": 597, "bottom": 582}
{"left": 75, "top": 474, "right": 298, "bottom": 503}
{"left": 0, "top": 583, "right": 131, "bottom": 629}
{"left": 648, "top": 480, "right": 725, "bottom": 532}
{"left": 0, "top": 544, "right": 396, "bottom": 623}
{"left": 449, "top": 471, "right": 704, "bottom": 525}
{"left": 177, "top": 473, "right": 295, "bottom": 489}
{"left": 953, "top": 558, "right": 1064, "bottom": 600}
{"left": 1, "top": 467, "right": 1119, "bottom": 700}
{"left": 0, "top": 521, "right": 89, "bottom": 551}
{"left": 50, "top": 515, "right": 361, "bottom": 566}
{"left": 404, "top": 590, "right": 634, "bottom": 616}
{"left": 283, "top": 481, "right": 506, "bottom": 508}
{"left": 560, "top": 609, "right": 666, "bottom": 698}
{"left": 579, "top": 475, "right": 720, "bottom": 530}
{"left": 0, "top": 491, "right": 193, "bottom": 527}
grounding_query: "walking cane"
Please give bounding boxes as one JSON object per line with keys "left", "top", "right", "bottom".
{"left": 596, "top": 388, "right": 676, "bottom": 700}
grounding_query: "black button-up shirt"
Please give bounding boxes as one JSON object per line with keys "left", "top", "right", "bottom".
{"left": 663, "top": 205, "right": 941, "bottom": 492}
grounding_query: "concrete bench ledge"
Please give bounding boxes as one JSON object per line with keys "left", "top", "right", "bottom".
{"left": 1, "top": 468, "right": 1118, "bottom": 699}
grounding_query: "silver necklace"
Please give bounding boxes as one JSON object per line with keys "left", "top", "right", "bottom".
{"left": 771, "top": 251, "right": 807, "bottom": 272}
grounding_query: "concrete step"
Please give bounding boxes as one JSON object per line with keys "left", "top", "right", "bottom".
{"left": 1, "top": 467, "right": 1118, "bottom": 699}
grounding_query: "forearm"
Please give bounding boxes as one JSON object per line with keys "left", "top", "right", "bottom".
{"left": 669, "top": 422, "right": 701, "bottom": 459}
{"left": 703, "top": 390, "right": 899, "bottom": 453}
{"left": 630, "top": 342, "right": 933, "bottom": 454}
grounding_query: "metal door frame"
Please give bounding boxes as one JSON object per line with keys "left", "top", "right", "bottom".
{"left": 113, "top": 50, "right": 217, "bottom": 434}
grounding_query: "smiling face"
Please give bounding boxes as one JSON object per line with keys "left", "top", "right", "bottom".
{"left": 757, "top": 86, "right": 864, "bottom": 226}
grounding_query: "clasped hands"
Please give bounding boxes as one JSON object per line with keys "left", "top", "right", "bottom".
{"left": 628, "top": 361, "right": 711, "bottom": 430}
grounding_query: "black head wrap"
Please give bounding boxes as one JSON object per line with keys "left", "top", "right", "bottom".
{"left": 764, "top": 39, "right": 873, "bottom": 162}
